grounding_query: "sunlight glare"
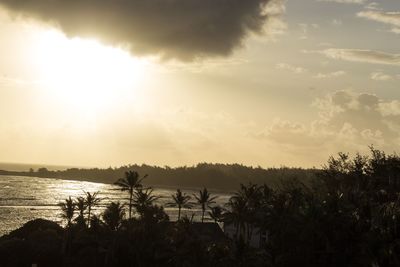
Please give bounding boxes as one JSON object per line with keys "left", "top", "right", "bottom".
{"left": 33, "top": 30, "right": 149, "bottom": 118}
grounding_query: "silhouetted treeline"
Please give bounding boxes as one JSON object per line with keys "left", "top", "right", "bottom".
{"left": 2, "top": 148, "right": 400, "bottom": 266}
{"left": 0, "top": 163, "right": 318, "bottom": 191}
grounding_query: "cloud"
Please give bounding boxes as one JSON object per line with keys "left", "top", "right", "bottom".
{"left": 312, "top": 48, "right": 400, "bottom": 66}
{"left": 358, "top": 10, "right": 400, "bottom": 35}
{"left": 276, "top": 63, "right": 308, "bottom": 74}
{"left": 0, "top": 0, "right": 277, "bottom": 61}
{"left": 364, "top": 2, "right": 381, "bottom": 11}
{"left": 312, "top": 91, "right": 399, "bottom": 144}
{"left": 390, "top": 28, "right": 400, "bottom": 34}
{"left": 370, "top": 72, "right": 393, "bottom": 81}
{"left": 314, "top": 70, "right": 346, "bottom": 79}
{"left": 259, "top": 0, "right": 287, "bottom": 40}
{"left": 258, "top": 119, "right": 321, "bottom": 147}
{"left": 332, "top": 19, "right": 343, "bottom": 26}
{"left": 297, "top": 23, "right": 319, "bottom": 40}
{"left": 317, "top": 0, "right": 366, "bottom": 4}
{"left": 357, "top": 11, "right": 400, "bottom": 27}
{"left": 257, "top": 90, "right": 400, "bottom": 157}
{"left": 379, "top": 100, "right": 400, "bottom": 116}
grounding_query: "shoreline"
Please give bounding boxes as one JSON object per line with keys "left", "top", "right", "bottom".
{"left": 0, "top": 173, "right": 232, "bottom": 194}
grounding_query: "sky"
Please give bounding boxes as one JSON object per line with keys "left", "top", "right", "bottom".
{"left": 0, "top": 0, "right": 399, "bottom": 168}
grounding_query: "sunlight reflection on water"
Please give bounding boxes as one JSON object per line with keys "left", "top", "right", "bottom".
{"left": 0, "top": 176, "right": 230, "bottom": 236}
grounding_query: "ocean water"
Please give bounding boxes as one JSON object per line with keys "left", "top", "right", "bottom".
{"left": 0, "top": 162, "right": 73, "bottom": 171}
{"left": 0, "top": 175, "right": 231, "bottom": 236}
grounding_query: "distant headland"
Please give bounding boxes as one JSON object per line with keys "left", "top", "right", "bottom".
{"left": 0, "top": 163, "right": 318, "bottom": 191}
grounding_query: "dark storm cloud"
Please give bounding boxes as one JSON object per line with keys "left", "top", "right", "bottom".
{"left": 0, "top": 0, "right": 272, "bottom": 60}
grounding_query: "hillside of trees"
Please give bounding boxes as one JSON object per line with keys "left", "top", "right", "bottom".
{"left": 0, "top": 163, "right": 318, "bottom": 191}
{"left": 1, "top": 147, "right": 400, "bottom": 266}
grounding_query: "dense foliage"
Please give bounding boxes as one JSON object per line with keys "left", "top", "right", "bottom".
{"left": 0, "top": 163, "right": 317, "bottom": 191}
{"left": 1, "top": 148, "right": 400, "bottom": 267}
{"left": 222, "top": 147, "right": 400, "bottom": 266}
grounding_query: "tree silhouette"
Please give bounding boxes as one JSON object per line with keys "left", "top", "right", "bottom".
{"left": 193, "top": 188, "right": 217, "bottom": 223}
{"left": 83, "top": 191, "right": 101, "bottom": 228}
{"left": 103, "top": 202, "right": 125, "bottom": 231}
{"left": 227, "top": 183, "right": 263, "bottom": 242}
{"left": 225, "top": 196, "right": 248, "bottom": 239}
{"left": 6, "top": 147, "right": 400, "bottom": 267}
{"left": 208, "top": 206, "right": 224, "bottom": 223}
{"left": 74, "top": 196, "right": 87, "bottom": 227}
{"left": 139, "top": 204, "right": 169, "bottom": 225}
{"left": 58, "top": 196, "right": 76, "bottom": 227}
{"left": 133, "top": 187, "right": 159, "bottom": 216}
{"left": 114, "top": 170, "right": 147, "bottom": 219}
{"left": 167, "top": 189, "right": 192, "bottom": 220}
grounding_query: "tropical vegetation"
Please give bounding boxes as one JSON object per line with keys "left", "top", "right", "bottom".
{"left": 114, "top": 170, "right": 146, "bottom": 219}
{"left": 193, "top": 188, "right": 217, "bottom": 222}
{"left": 1, "top": 147, "right": 400, "bottom": 267}
{"left": 0, "top": 163, "right": 317, "bottom": 191}
{"left": 168, "top": 189, "right": 193, "bottom": 220}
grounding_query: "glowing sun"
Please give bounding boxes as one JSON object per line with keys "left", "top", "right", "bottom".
{"left": 33, "top": 30, "right": 149, "bottom": 114}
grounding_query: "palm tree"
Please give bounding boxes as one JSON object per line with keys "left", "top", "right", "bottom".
{"left": 103, "top": 202, "right": 125, "bottom": 231}
{"left": 231, "top": 183, "right": 262, "bottom": 209}
{"left": 133, "top": 187, "right": 159, "bottom": 216}
{"left": 193, "top": 188, "right": 217, "bottom": 222}
{"left": 225, "top": 196, "right": 248, "bottom": 240}
{"left": 84, "top": 191, "right": 101, "bottom": 228}
{"left": 58, "top": 196, "right": 76, "bottom": 227}
{"left": 230, "top": 183, "right": 262, "bottom": 243}
{"left": 167, "top": 189, "right": 192, "bottom": 221}
{"left": 208, "top": 206, "right": 224, "bottom": 223}
{"left": 75, "top": 196, "right": 87, "bottom": 226}
{"left": 114, "top": 170, "right": 147, "bottom": 219}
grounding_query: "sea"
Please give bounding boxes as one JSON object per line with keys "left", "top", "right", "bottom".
{"left": 0, "top": 175, "right": 231, "bottom": 236}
